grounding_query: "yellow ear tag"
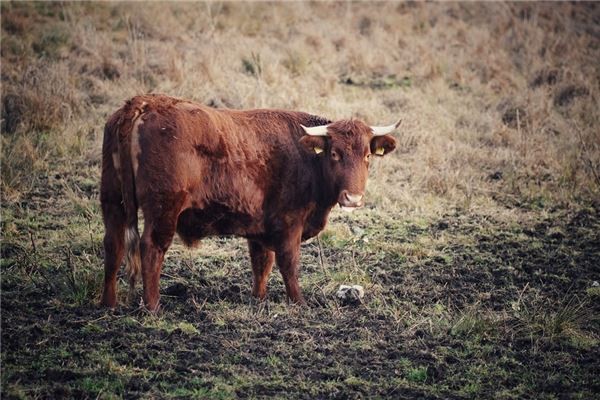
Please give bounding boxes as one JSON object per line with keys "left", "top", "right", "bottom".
{"left": 314, "top": 147, "right": 324, "bottom": 154}
{"left": 375, "top": 147, "right": 385, "bottom": 155}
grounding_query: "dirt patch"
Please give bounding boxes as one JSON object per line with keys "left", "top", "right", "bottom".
{"left": 2, "top": 202, "right": 599, "bottom": 398}
{"left": 554, "top": 85, "right": 590, "bottom": 107}
{"left": 499, "top": 104, "right": 530, "bottom": 129}
{"left": 530, "top": 68, "right": 559, "bottom": 88}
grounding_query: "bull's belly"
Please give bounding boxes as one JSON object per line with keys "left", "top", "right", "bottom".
{"left": 301, "top": 226, "right": 322, "bottom": 241}
{"left": 175, "top": 206, "right": 262, "bottom": 245}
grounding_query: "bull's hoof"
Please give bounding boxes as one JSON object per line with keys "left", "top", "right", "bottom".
{"left": 100, "top": 292, "right": 117, "bottom": 308}
{"left": 143, "top": 296, "right": 161, "bottom": 314}
{"left": 251, "top": 288, "right": 268, "bottom": 301}
{"left": 143, "top": 303, "right": 161, "bottom": 315}
{"left": 287, "top": 296, "right": 306, "bottom": 306}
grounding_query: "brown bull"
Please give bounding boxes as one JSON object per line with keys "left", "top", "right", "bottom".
{"left": 100, "top": 94, "right": 398, "bottom": 311}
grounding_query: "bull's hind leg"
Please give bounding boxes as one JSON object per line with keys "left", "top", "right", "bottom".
{"left": 100, "top": 202, "right": 126, "bottom": 308}
{"left": 248, "top": 240, "right": 275, "bottom": 299}
{"left": 139, "top": 222, "right": 175, "bottom": 312}
{"left": 139, "top": 194, "right": 187, "bottom": 312}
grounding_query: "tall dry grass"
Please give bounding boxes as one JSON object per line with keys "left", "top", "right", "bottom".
{"left": 1, "top": 2, "right": 598, "bottom": 215}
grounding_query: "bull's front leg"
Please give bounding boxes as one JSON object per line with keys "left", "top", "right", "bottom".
{"left": 275, "top": 228, "right": 305, "bottom": 304}
{"left": 248, "top": 239, "right": 275, "bottom": 299}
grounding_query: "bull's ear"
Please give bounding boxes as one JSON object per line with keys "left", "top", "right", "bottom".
{"left": 370, "top": 135, "right": 397, "bottom": 156}
{"left": 299, "top": 135, "right": 327, "bottom": 155}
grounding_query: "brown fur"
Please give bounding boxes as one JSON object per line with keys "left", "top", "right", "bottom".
{"left": 100, "top": 94, "right": 397, "bottom": 311}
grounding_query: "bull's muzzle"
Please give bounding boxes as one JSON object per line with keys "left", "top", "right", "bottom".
{"left": 338, "top": 190, "right": 364, "bottom": 212}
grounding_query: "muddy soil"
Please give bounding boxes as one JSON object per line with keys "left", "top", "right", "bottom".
{"left": 2, "top": 185, "right": 599, "bottom": 399}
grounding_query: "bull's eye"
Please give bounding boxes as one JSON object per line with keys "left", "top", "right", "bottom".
{"left": 331, "top": 150, "right": 341, "bottom": 161}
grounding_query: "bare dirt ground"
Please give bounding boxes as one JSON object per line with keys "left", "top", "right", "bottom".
{"left": 2, "top": 2, "right": 599, "bottom": 399}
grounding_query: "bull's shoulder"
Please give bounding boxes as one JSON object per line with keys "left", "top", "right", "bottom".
{"left": 294, "top": 112, "right": 332, "bottom": 127}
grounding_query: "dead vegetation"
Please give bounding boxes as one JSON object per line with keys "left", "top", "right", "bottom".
{"left": 1, "top": 2, "right": 599, "bottom": 399}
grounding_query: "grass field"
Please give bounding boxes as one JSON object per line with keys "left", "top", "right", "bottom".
{"left": 1, "top": 2, "right": 599, "bottom": 399}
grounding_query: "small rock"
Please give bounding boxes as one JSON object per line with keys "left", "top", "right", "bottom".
{"left": 592, "top": 281, "right": 599, "bottom": 287}
{"left": 336, "top": 284, "right": 365, "bottom": 304}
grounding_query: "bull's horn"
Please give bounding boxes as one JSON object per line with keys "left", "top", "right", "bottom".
{"left": 300, "top": 124, "right": 329, "bottom": 136}
{"left": 371, "top": 119, "right": 402, "bottom": 136}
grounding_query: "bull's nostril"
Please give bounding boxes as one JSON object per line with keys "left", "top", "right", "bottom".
{"left": 346, "top": 193, "right": 363, "bottom": 203}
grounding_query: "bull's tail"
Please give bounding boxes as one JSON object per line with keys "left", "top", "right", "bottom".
{"left": 110, "top": 100, "right": 146, "bottom": 292}
{"left": 124, "top": 225, "right": 141, "bottom": 293}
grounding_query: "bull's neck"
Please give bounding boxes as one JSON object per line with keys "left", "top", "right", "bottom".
{"left": 312, "top": 161, "right": 338, "bottom": 209}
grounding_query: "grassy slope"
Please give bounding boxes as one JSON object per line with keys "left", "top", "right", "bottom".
{"left": 1, "top": 2, "right": 599, "bottom": 399}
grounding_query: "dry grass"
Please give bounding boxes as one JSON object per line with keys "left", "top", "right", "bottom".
{"left": 2, "top": 2, "right": 598, "bottom": 210}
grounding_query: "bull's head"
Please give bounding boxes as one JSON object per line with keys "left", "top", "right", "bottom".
{"left": 300, "top": 119, "right": 399, "bottom": 211}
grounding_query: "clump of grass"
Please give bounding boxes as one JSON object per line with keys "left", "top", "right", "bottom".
{"left": 31, "top": 25, "right": 70, "bottom": 58}
{"left": 1, "top": 59, "right": 85, "bottom": 197}
{"left": 512, "top": 296, "right": 596, "bottom": 349}
{"left": 450, "top": 311, "right": 493, "bottom": 339}
{"left": 406, "top": 366, "right": 428, "bottom": 384}
{"left": 242, "top": 52, "right": 262, "bottom": 78}
{"left": 282, "top": 51, "right": 308, "bottom": 77}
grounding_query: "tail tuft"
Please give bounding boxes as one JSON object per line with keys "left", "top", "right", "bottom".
{"left": 124, "top": 227, "right": 141, "bottom": 291}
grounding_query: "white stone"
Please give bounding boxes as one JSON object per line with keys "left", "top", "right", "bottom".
{"left": 336, "top": 284, "right": 365, "bottom": 302}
